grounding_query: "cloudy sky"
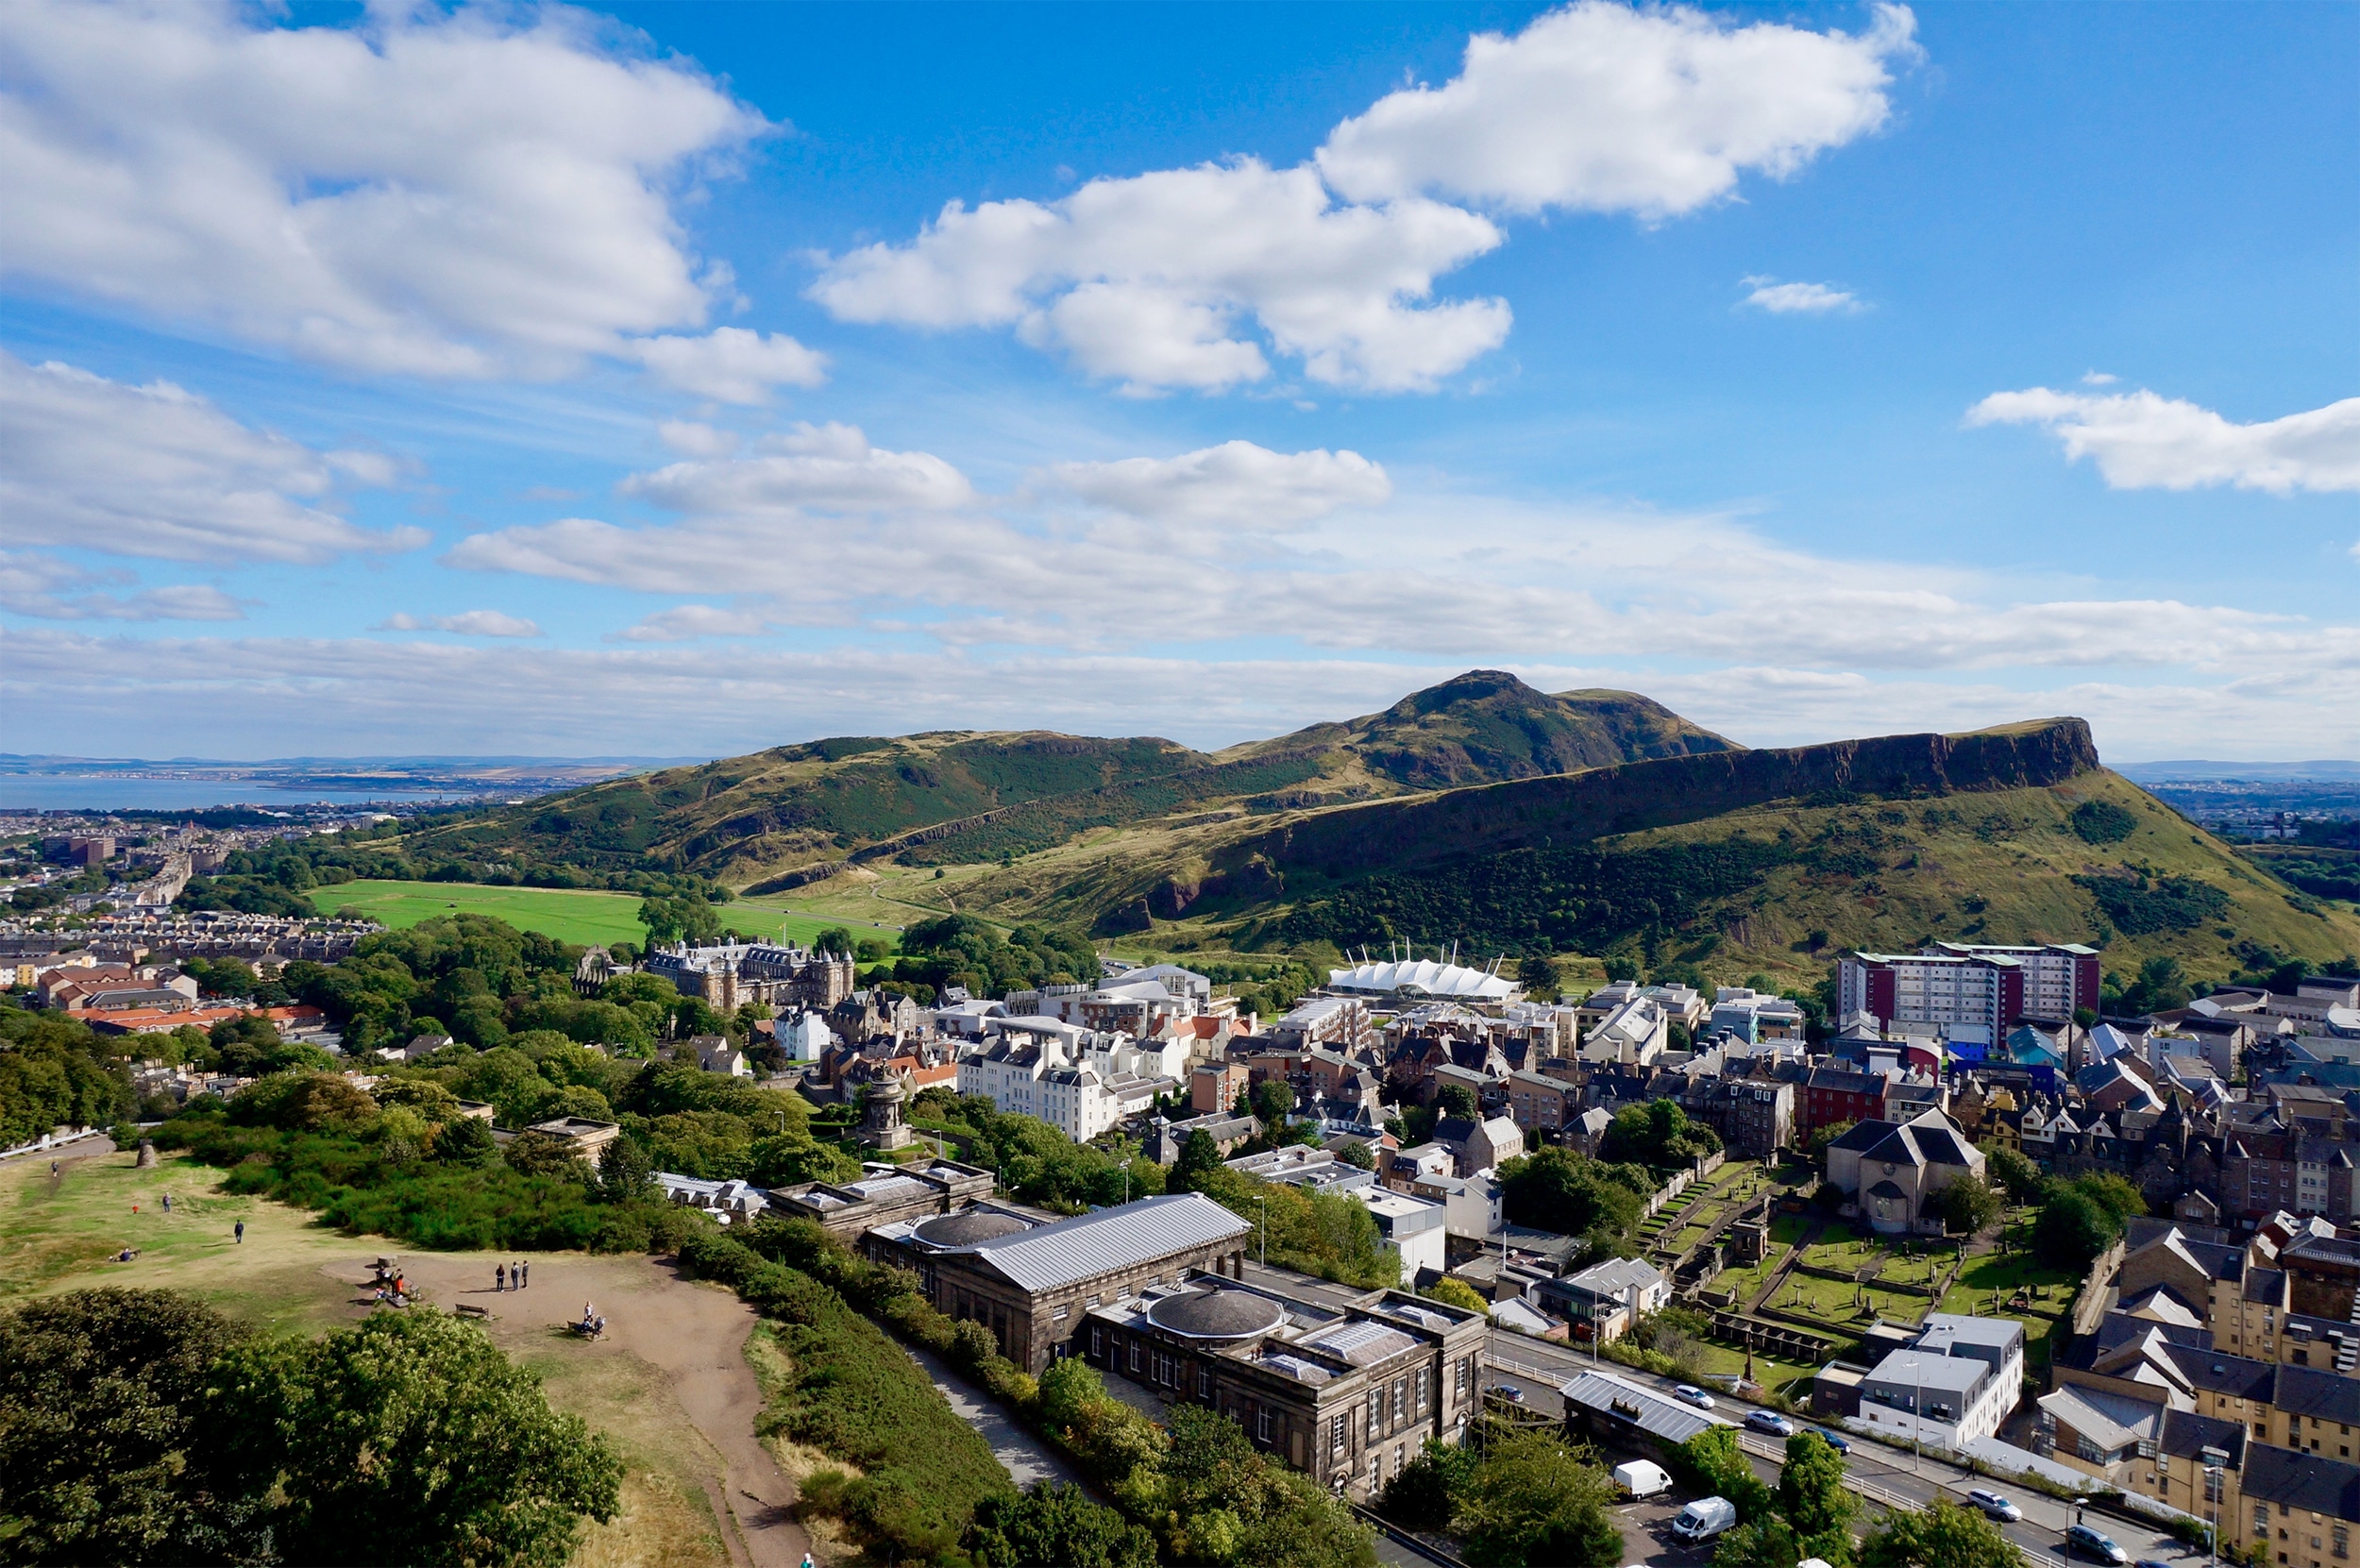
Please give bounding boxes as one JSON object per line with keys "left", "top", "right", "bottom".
{"left": 2, "top": 0, "right": 2353, "bottom": 763}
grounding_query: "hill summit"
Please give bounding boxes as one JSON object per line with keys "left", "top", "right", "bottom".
{"left": 401, "top": 671, "right": 1734, "bottom": 885}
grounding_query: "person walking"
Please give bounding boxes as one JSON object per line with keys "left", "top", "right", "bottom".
{"left": 161, "top": 1192, "right": 171, "bottom": 1213}
{"left": 518, "top": 1259, "right": 529, "bottom": 1290}
{"left": 233, "top": 1220, "right": 244, "bottom": 1244}
{"left": 496, "top": 1262, "right": 507, "bottom": 1292}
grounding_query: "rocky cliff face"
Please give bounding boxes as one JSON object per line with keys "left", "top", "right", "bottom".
{"left": 1212, "top": 717, "right": 2101, "bottom": 884}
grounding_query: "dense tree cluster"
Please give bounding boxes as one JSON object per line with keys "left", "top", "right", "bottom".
{"left": 1380, "top": 1425, "right": 1623, "bottom": 1567}
{"left": 2031, "top": 1171, "right": 2148, "bottom": 1272}
{"left": 0, "top": 1004, "right": 132, "bottom": 1148}
{"left": 0, "top": 1289, "right": 620, "bottom": 1567}
{"left": 1495, "top": 1145, "right": 1655, "bottom": 1261}
{"left": 1596, "top": 1100, "right": 1722, "bottom": 1173}
{"left": 867, "top": 914, "right": 1100, "bottom": 1003}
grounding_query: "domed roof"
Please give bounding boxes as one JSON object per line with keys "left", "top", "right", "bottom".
{"left": 1145, "top": 1287, "right": 1286, "bottom": 1340}
{"left": 913, "top": 1210, "right": 1031, "bottom": 1248}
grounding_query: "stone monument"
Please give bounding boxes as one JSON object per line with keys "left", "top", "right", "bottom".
{"left": 858, "top": 1069, "right": 915, "bottom": 1153}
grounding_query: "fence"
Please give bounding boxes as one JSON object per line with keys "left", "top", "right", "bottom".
{"left": 0, "top": 1125, "right": 101, "bottom": 1163}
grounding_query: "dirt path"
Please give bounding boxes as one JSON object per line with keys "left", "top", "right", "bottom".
{"left": 333, "top": 1252, "right": 812, "bottom": 1568}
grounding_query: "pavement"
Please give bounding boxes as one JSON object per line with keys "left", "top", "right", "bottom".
{"left": 1484, "top": 1330, "right": 2206, "bottom": 1568}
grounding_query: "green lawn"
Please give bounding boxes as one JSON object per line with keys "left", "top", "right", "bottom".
{"left": 310, "top": 880, "right": 902, "bottom": 952}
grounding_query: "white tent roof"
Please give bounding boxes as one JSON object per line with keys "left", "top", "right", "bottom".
{"left": 1327, "top": 956, "right": 1517, "bottom": 1002}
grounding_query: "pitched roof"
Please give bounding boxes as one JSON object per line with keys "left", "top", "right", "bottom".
{"left": 2243, "top": 1444, "right": 2360, "bottom": 1522}
{"left": 957, "top": 1192, "right": 1250, "bottom": 1293}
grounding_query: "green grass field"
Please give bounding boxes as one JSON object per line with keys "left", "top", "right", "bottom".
{"left": 311, "top": 880, "right": 902, "bottom": 952}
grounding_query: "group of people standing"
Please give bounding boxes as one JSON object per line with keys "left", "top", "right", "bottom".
{"left": 494, "top": 1259, "right": 530, "bottom": 1291}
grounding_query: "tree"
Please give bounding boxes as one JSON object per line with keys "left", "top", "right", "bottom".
{"left": 1335, "top": 1139, "right": 1376, "bottom": 1170}
{"left": 1519, "top": 953, "right": 1561, "bottom": 1001}
{"left": 1981, "top": 1143, "right": 2044, "bottom": 1205}
{"left": 1437, "top": 1082, "right": 1479, "bottom": 1120}
{"left": 1717, "top": 1517, "right": 1804, "bottom": 1568}
{"left": 815, "top": 926, "right": 855, "bottom": 955}
{"left": 1932, "top": 1176, "right": 2003, "bottom": 1237}
{"left": 1859, "top": 1498, "right": 2024, "bottom": 1568}
{"left": 1423, "top": 1277, "right": 1492, "bottom": 1314}
{"left": 1170, "top": 1129, "right": 1223, "bottom": 1193}
{"left": 0, "top": 1289, "right": 266, "bottom": 1565}
{"left": 2072, "top": 1172, "right": 2148, "bottom": 1224}
{"left": 1809, "top": 1121, "right": 1855, "bottom": 1168}
{"left": 2119, "top": 955, "right": 2192, "bottom": 1016}
{"left": 1671, "top": 1428, "right": 1776, "bottom": 1524}
{"left": 1497, "top": 1146, "right": 1648, "bottom": 1252}
{"left": 1378, "top": 1440, "right": 1478, "bottom": 1531}
{"left": 2032, "top": 1187, "right": 2120, "bottom": 1272}
{"left": 433, "top": 1113, "right": 498, "bottom": 1165}
{"left": 1779, "top": 1430, "right": 1858, "bottom": 1561}
{"left": 504, "top": 1133, "right": 589, "bottom": 1181}
{"left": 1452, "top": 1430, "right": 1623, "bottom": 1568}
{"left": 1251, "top": 1078, "right": 1295, "bottom": 1126}
{"left": 965, "top": 1483, "right": 1155, "bottom": 1568}
{"left": 216, "top": 1308, "right": 622, "bottom": 1566}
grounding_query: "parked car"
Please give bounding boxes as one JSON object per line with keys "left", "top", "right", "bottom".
{"left": 1812, "top": 1428, "right": 1851, "bottom": 1455}
{"left": 1671, "top": 1496, "right": 1739, "bottom": 1543}
{"left": 1745, "top": 1410, "right": 1795, "bottom": 1437}
{"left": 1967, "top": 1491, "right": 2023, "bottom": 1524}
{"left": 1613, "top": 1459, "right": 1673, "bottom": 1499}
{"left": 1675, "top": 1384, "right": 1717, "bottom": 1409}
{"left": 2065, "top": 1525, "right": 2128, "bottom": 1564}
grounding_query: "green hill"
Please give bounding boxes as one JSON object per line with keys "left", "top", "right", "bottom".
{"left": 397, "top": 671, "right": 1734, "bottom": 888}
{"left": 938, "top": 717, "right": 2360, "bottom": 993}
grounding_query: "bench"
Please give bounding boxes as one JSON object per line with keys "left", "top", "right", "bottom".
{"left": 455, "top": 1303, "right": 494, "bottom": 1321}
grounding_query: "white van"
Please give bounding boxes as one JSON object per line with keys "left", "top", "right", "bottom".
{"left": 1613, "top": 1460, "right": 1673, "bottom": 1499}
{"left": 1670, "top": 1496, "right": 1738, "bottom": 1543}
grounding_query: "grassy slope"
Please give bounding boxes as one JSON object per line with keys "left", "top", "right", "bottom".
{"left": 0, "top": 1149, "right": 732, "bottom": 1568}
{"left": 308, "top": 880, "right": 902, "bottom": 949}
{"left": 947, "top": 766, "right": 2360, "bottom": 987}
{"left": 395, "top": 673, "right": 1734, "bottom": 890}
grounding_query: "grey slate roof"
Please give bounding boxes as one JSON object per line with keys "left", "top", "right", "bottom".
{"left": 1560, "top": 1368, "right": 1726, "bottom": 1444}
{"left": 957, "top": 1191, "right": 1250, "bottom": 1292}
{"left": 2274, "top": 1364, "right": 2360, "bottom": 1426}
{"left": 2242, "top": 1443, "right": 2360, "bottom": 1522}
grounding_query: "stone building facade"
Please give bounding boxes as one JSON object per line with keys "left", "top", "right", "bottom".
{"left": 1082, "top": 1276, "right": 1490, "bottom": 1499}
{"left": 862, "top": 1192, "right": 1254, "bottom": 1373}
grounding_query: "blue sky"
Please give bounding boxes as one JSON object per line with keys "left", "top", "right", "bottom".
{"left": 1, "top": 0, "right": 2352, "bottom": 762}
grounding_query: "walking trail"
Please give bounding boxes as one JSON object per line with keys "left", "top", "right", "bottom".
{"left": 338, "top": 1252, "right": 812, "bottom": 1568}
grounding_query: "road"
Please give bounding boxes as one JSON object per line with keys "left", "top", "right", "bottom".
{"left": 1484, "top": 1331, "right": 2207, "bottom": 1568}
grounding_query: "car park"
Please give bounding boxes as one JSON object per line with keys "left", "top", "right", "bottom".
{"left": 1745, "top": 1410, "right": 1795, "bottom": 1437}
{"left": 2065, "top": 1525, "right": 2128, "bottom": 1564}
{"left": 1967, "top": 1491, "right": 2023, "bottom": 1524}
{"left": 1675, "top": 1385, "right": 1716, "bottom": 1409}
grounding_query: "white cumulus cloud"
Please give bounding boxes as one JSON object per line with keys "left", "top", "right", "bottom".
{"left": 1740, "top": 277, "right": 1863, "bottom": 314}
{"left": 0, "top": 0, "right": 766, "bottom": 378}
{"left": 628, "top": 329, "right": 828, "bottom": 403}
{"left": 608, "top": 604, "right": 778, "bottom": 642}
{"left": 0, "top": 350, "right": 425, "bottom": 564}
{"left": 373, "top": 610, "right": 544, "bottom": 637}
{"left": 657, "top": 421, "right": 741, "bottom": 458}
{"left": 616, "top": 424, "right": 976, "bottom": 514}
{"left": 0, "top": 551, "right": 244, "bottom": 622}
{"left": 811, "top": 160, "right": 1509, "bottom": 394}
{"left": 1967, "top": 387, "right": 2360, "bottom": 495}
{"left": 1317, "top": 2, "right": 1917, "bottom": 216}
{"left": 1040, "top": 441, "right": 1391, "bottom": 526}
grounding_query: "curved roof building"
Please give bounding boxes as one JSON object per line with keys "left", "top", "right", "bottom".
{"left": 1326, "top": 956, "right": 1518, "bottom": 1003}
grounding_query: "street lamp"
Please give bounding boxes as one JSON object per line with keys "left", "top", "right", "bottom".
{"left": 1258, "top": 1195, "right": 1268, "bottom": 1269}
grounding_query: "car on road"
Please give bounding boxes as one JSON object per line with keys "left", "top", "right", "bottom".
{"left": 1492, "top": 1383, "right": 1526, "bottom": 1405}
{"left": 1745, "top": 1410, "right": 1795, "bottom": 1437}
{"left": 1813, "top": 1428, "right": 1851, "bottom": 1455}
{"left": 2133, "top": 1558, "right": 2175, "bottom": 1568}
{"left": 1675, "top": 1385, "right": 1716, "bottom": 1409}
{"left": 1967, "top": 1491, "right": 2023, "bottom": 1524}
{"left": 2065, "top": 1525, "right": 2128, "bottom": 1564}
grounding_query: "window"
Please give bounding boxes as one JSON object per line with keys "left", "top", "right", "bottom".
{"left": 1416, "top": 1368, "right": 1429, "bottom": 1413}
{"left": 2334, "top": 1528, "right": 2348, "bottom": 1560}
{"left": 1332, "top": 1413, "right": 1348, "bottom": 1459}
{"left": 1090, "top": 1327, "right": 1104, "bottom": 1357}
{"left": 1456, "top": 1356, "right": 1473, "bottom": 1400}
{"left": 2262, "top": 1507, "right": 2277, "bottom": 1537}
{"left": 1392, "top": 1380, "right": 1406, "bottom": 1422}
{"left": 1129, "top": 1342, "right": 1141, "bottom": 1373}
{"left": 1257, "top": 1408, "right": 1273, "bottom": 1442}
{"left": 1200, "top": 1366, "right": 1213, "bottom": 1399}
{"left": 1368, "top": 1398, "right": 1381, "bottom": 1439}
{"left": 1053, "top": 1305, "right": 1069, "bottom": 1323}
